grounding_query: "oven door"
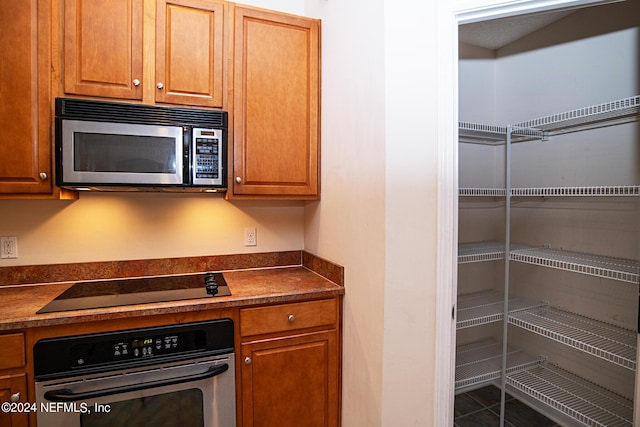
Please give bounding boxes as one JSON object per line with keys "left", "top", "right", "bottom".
{"left": 35, "top": 354, "right": 235, "bottom": 427}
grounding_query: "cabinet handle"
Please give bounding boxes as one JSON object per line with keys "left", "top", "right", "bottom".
{"left": 244, "top": 356, "right": 252, "bottom": 365}
{"left": 235, "top": 177, "right": 242, "bottom": 184}
{"left": 288, "top": 314, "right": 295, "bottom": 323}
{"left": 39, "top": 172, "right": 48, "bottom": 180}
{"left": 157, "top": 82, "right": 164, "bottom": 90}
{"left": 10, "top": 392, "right": 20, "bottom": 402}
{"left": 133, "top": 79, "right": 140, "bottom": 87}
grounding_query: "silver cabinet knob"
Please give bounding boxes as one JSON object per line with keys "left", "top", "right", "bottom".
{"left": 39, "top": 172, "right": 48, "bottom": 180}
{"left": 235, "top": 177, "right": 242, "bottom": 184}
{"left": 133, "top": 79, "right": 140, "bottom": 87}
{"left": 288, "top": 314, "right": 295, "bottom": 323}
{"left": 157, "top": 82, "right": 164, "bottom": 90}
{"left": 244, "top": 356, "right": 252, "bottom": 365}
{"left": 10, "top": 392, "right": 20, "bottom": 402}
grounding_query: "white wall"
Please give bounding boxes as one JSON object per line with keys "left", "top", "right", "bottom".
{"left": 303, "top": 0, "right": 386, "bottom": 423}
{"left": 304, "top": 0, "right": 450, "bottom": 425}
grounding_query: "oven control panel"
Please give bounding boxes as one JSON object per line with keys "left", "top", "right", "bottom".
{"left": 111, "top": 334, "right": 181, "bottom": 359}
{"left": 34, "top": 319, "right": 234, "bottom": 380}
{"left": 111, "top": 334, "right": 177, "bottom": 358}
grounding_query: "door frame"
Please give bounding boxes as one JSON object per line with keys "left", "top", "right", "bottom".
{"left": 434, "top": 1, "right": 624, "bottom": 425}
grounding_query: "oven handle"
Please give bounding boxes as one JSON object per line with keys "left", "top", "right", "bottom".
{"left": 43, "top": 363, "right": 229, "bottom": 402}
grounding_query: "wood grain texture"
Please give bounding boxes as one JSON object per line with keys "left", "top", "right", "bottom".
{"left": 0, "top": 0, "right": 52, "bottom": 195}
{"left": 231, "top": 6, "right": 320, "bottom": 199}
{"left": 155, "top": 0, "right": 224, "bottom": 106}
{"left": 64, "top": 0, "right": 143, "bottom": 99}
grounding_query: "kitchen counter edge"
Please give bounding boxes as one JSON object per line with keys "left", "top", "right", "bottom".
{"left": 0, "top": 265, "right": 344, "bottom": 331}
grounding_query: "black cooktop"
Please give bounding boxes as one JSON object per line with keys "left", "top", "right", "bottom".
{"left": 37, "top": 272, "right": 231, "bottom": 314}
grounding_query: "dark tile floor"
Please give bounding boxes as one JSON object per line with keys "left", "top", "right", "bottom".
{"left": 454, "top": 385, "right": 560, "bottom": 427}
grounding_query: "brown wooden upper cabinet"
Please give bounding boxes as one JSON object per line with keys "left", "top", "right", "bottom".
{"left": 64, "top": 0, "right": 225, "bottom": 107}
{"left": 64, "top": 0, "right": 144, "bottom": 100}
{"left": 231, "top": 6, "right": 320, "bottom": 199}
{"left": 0, "top": 0, "right": 53, "bottom": 196}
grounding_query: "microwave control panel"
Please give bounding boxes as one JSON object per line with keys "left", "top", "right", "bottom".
{"left": 192, "top": 128, "right": 223, "bottom": 186}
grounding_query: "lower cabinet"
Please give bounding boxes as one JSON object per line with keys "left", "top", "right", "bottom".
{"left": 0, "top": 333, "right": 28, "bottom": 427}
{"left": 239, "top": 299, "right": 341, "bottom": 427}
{"left": 0, "top": 374, "right": 28, "bottom": 427}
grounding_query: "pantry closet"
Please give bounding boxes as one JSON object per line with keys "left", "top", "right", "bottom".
{"left": 455, "top": 1, "right": 640, "bottom": 426}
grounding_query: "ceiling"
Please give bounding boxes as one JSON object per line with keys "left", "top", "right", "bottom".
{"left": 459, "top": 10, "right": 575, "bottom": 50}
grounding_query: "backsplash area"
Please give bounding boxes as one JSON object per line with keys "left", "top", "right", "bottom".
{"left": 0, "top": 251, "right": 343, "bottom": 287}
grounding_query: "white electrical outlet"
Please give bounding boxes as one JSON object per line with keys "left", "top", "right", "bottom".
{"left": 244, "top": 227, "right": 257, "bottom": 246}
{"left": 1, "top": 236, "right": 18, "bottom": 259}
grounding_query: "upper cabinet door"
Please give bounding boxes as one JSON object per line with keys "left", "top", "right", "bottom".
{"left": 232, "top": 6, "right": 320, "bottom": 199}
{"left": 0, "top": 0, "right": 52, "bottom": 195}
{"left": 64, "top": 0, "right": 143, "bottom": 100}
{"left": 155, "top": 0, "right": 224, "bottom": 107}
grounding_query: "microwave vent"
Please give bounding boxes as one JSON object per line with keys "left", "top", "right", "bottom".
{"left": 55, "top": 98, "right": 227, "bottom": 128}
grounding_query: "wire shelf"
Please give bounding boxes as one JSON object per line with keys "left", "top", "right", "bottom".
{"left": 459, "top": 241, "right": 506, "bottom": 263}
{"left": 459, "top": 188, "right": 507, "bottom": 197}
{"left": 459, "top": 122, "right": 545, "bottom": 144}
{"left": 457, "top": 289, "right": 544, "bottom": 329}
{"left": 455, "top": 338, "right": 544, "bottom": 391}
{"left": 507, "top": 364, "right": 633, "bottom": 427}
{"left": 459, "top": 122, "right": 508, "bottom": 145}
{"left": 511, "top": 185, "right": 640, "bottom": 197}
{"left": 513, "top": 95, "right": 640, "bottom": 135}
{"left": 510, "top": 247, "right": 640, "bottom": 284}
{"left": 458, "top": 241, "right": 540, "bottom": 264}
{"left": 509, "top": 306, "right": 637, "bottom": 370}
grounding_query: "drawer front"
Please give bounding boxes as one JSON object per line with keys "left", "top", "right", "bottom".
{"left": 0, "top": 333, "right": 25, "bottom": 370}
{"left": 240, "top": 299, "right": 337, "bottom": 337}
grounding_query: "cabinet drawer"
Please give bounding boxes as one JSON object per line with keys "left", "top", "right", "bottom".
{"left": 0, "top": 334, "right": 25, "bottom": 370}
{"left": 240, "top": 299, "right": 337, "bottom": 337}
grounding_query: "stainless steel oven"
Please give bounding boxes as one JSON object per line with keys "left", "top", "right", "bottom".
{"left": 34, "top": 319, "right": 235, "bottom": 427}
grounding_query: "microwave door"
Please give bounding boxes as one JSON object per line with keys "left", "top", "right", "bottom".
{"left": 61, "top": 120, "right": 183, "bottom": 186}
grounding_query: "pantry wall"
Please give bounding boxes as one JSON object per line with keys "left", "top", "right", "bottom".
{"left": 456, "top": 1, "right": 640, "bottom": 426}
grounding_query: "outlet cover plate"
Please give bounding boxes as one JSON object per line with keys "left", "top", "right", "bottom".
{"left": 1, "top": 236, "right": 18, "bottom": 259}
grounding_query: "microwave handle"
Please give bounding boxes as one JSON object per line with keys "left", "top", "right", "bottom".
{"left": 43, "top": 363, "right": 228, "bottom": 402}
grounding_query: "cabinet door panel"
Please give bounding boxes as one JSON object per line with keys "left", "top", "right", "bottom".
{"left": 0, "top": 374, "right": 28, "bottom": 427}
{"left": 241, "top": 331, "right": 338, "bottom": 427}
{"left": 0, "top": 0, "right": 52, "bottom": 194}
{"left": 64, "top": 0, "right": 143, "bottom": 99}
{"left": 232, "top": 7, "right": 319, "bottom": 198}
{"left": 155, "top": 0, "right": 224, "bottom": 107}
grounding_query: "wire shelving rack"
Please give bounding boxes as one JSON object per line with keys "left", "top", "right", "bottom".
{"left": 509, "top": 306, "right": 637, "bottom": 370}
{"left": 456, "top": 95, "right": 640, "bottom": 426}
{"left": 510, "top": 246, "right": 640, "bottom": 284}
{"left": 507, "top": 364, "right": 633, "bottom": 427}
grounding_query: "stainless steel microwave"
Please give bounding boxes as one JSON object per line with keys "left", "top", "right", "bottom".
{"left": 55, "top": 98, "right": 227, "bottom": 192}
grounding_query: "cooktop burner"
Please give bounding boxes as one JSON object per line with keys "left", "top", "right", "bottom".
{"left": 37, "top": 272, "right": 231, "bottom": 314}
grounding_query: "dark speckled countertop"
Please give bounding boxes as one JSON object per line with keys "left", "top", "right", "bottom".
{"left": 0, "top": 251, "right": 344, "bottom": 331}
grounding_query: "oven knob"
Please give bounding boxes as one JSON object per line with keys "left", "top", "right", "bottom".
{"left": 77, "top": 358, "right": 85, "bottom": 365}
